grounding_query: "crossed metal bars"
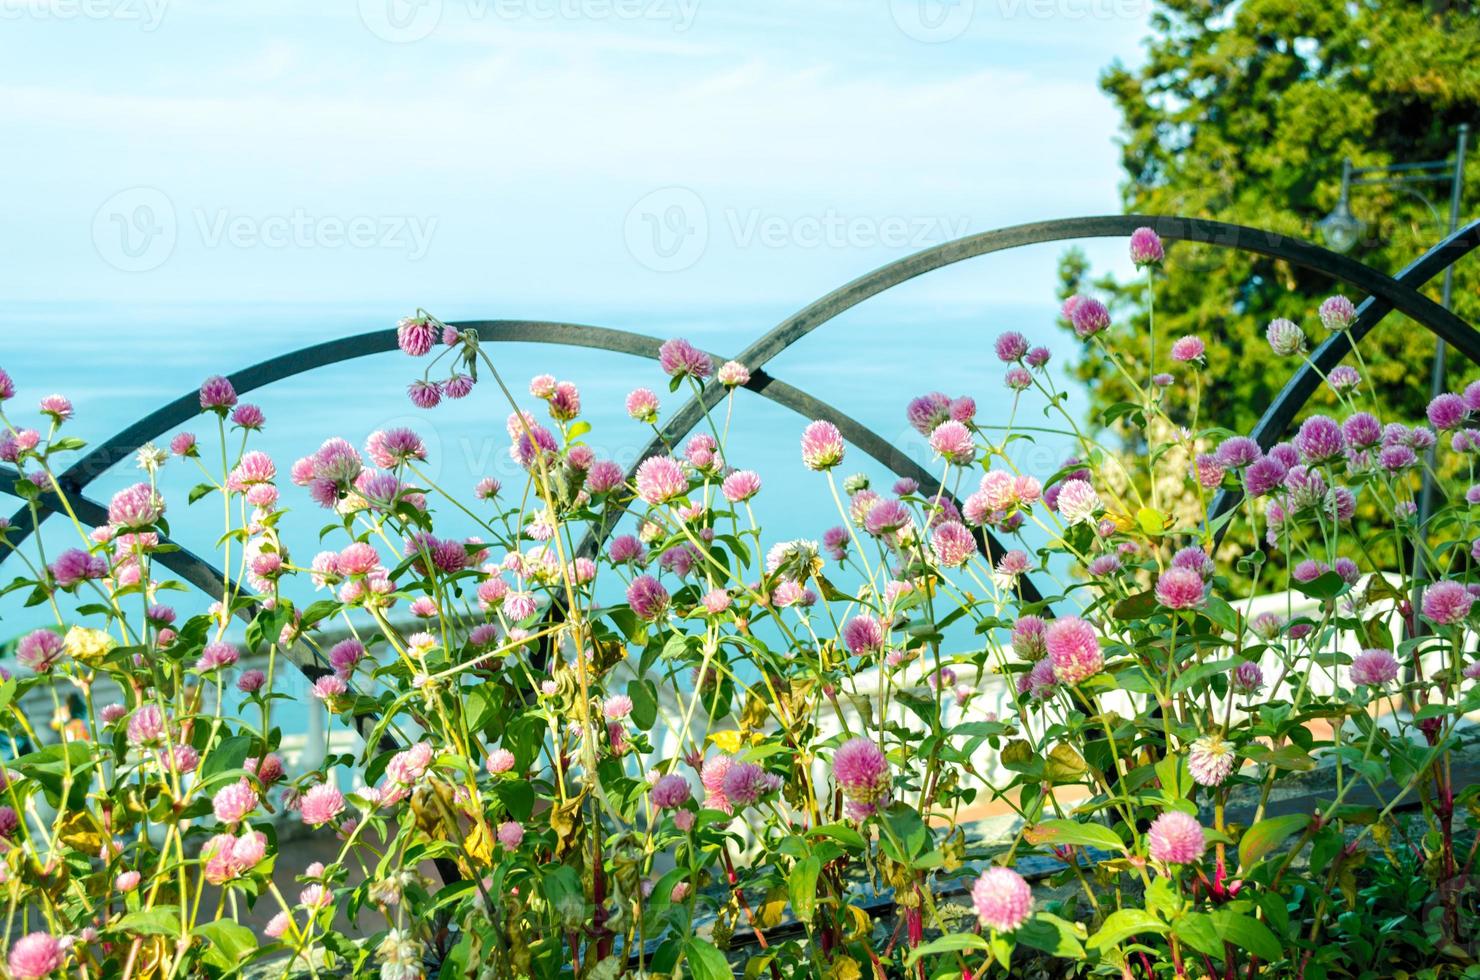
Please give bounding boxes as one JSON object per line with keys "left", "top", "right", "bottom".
{"left": 3, "top": 214, "right": 1479, "bottom": 684}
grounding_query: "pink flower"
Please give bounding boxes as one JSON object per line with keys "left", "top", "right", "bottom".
{"left": 7, "top": 933, "right": 64, "bottom": 979}
{"left": 127, "top": 705, "right": 167, "bottom": 745}
{"left": 264, "top": 912, "right": 291, "bottom": 939}
{"left": 701, "top": 588, "right": 731, "bottom": 614}
{"left": 1011, "top": 615, "right": 1047, "bottom": 660}
{"left": 635, "top": 455, "right": 687, "bottom": 505}
{"left": 169, "top": 432, "right": 197, "bottom": 457}
{"left": 230, "top": 403, "right": 264, "bottom": 430}
{"left": 800, "top": 420, "right": 845, "bottom": 471}
{"left": 1318, "top": 294, "right": 1356, "bottom": 331}
{"left": 108, "top": 483, "right": 164, "bottom": 529}
{"left": 197, "top": 642, "right": 240, "bottom": 672}
{"left": 485, "top": 748, "right": 516, "bottom": 775}
{"left": 658, "top": 338, "right": 713, "bottom": 379}
{"left": 365, "top": 428, "right": 427, "bottom": 469}
{"left": 1068, "top": 296, "right": 1110, "bottom": 338}
{"left": 497, "top": 821, "right": 524, "bottom": 848}
{"left": 549, "top": 381, "right": 581, "bottom": 420}
{"left": 627, "top": 575, "right": 670, "bottom": 622}
{"left": 651, "top": 773, "right": 692, "bottom": 809}
{"left": 971, "top": 867, "right": 1033, "bottom": 932}
{"left": 1147, "top": 811, "right": 1206, "bottom": 864}
{"left": 1054, "top": 479, "right": 1099, "bottom": 525}
{"left": 928, "top": 419, "right": 975, "bottom": 464}
{"left": 700, "top": 755, "right": 735, "bottom": 814}
{"left": 312, "top": 675, "right": 347, "bottom": 702}
{"left": 626, "top": 388, "right": 660, "bottom": 423}
{"left": 1232, "top": 661, "right": 1264, "bottom": 693}
{"left": 1423, "top": 580, "right": 1475, "bottom": 626}
{"left": 212, "top": 778, "right": 259, "bottom": 825}
{"left": 1129, "top": 226, "right": 1164, "bottom": 267}
{"left": 1170, "top": 336, "right": 1205, "bottom": 363}
{"left": 833, "top": 737, "right": 891, "bottom": 819}
{"left": 717, "top": 360, "right": 750, "bottom": 386}
{"left": 0, "top": 368, "right": 13, "bottom": 401}
{"left": 603, "top": 694, "right": 633, "bottom": 720}
{"left": 1265, "top": 318, "right": 1306, "bottom": 356}
{"left": 843, "top": 615, "right": 886, "bottom": 655}
{"left": 586, "top": 460, "right": 624, "bottom": 494}
{"left": 721, "top": 761, "right": 779, "bottom": 808}
{"left": 1295, "top": 415, "right": 1344, "bottom": 463}
{"left": 1188, "top": 734, "right": 1235, "bottom": 787}
{"left": 116, "top": 870, "right": 141, "bottom": 892}
{"left": 17, "top": 630, "right": 63, "bottom": 672}
{"left": 721, "top": 469, "right": 761, "bottom": 502}
{"left": 994, "top": 331, "right": 1029, "bottom": 362}
{"left": 1155, "top": 567, "right": 1206, "bottom": 610}
{"left": 199, "top": 375, "right": 238, "bottom": 412}
{"left": 1428, "top": 393, "right": 1468, "bottom": 431}
{"left": 38, "top": 394, "right": 72, "bottom": 422}
{"left": 397, "top": 315, "right": 438, "bottom": 356}
{"left": 1350, "top": 648, "right": 1399, "bottom": 687}
{"left": 1005, "top": 366, "right": 1032, "bottom": 391}
{"left": 407, "top": 379, "right": 442, "bottom": 409}
{"left": 386, "top": 742, "right": 435, "bottom": 785}
{"left": 930, "top": 520, "right": 977, "bottom": 568}
{"left": 1045, "top": 617, "right": 1103, "bottom": 685}
{"left": 299, "top": 783, "right": 346, "bottom": 827}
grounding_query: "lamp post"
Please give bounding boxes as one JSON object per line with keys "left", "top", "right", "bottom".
{"left": 1320, "top": 126, "right": 1468, "bottom": 598}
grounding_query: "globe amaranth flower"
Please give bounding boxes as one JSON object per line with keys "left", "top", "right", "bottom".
{"left": 930, "top": 520, "right": 977, "bottom": 568}
{"left": 1022, "top": 658, "right": 1056, "bottom": 698}
{"left": 627, "top": 575, "right": 670, "bottom": 622}
{"left": 1068, "top": 296, "right": 1110, "bottom": 338}
{"left": 17, "top": 630, "right": 63, "bottom": 673}
{"left": 108, "top": 483, "right": 164, "bottom": 529}
{"left": 721, "top": 761, "right": 780, "bottom": 808}
{"left": 1147, "top": 810, "right": 1206, "bottom": 864}
{"left": 1318, "top": 294, "right": 1356, "bottom": 331}
{"left": 928, "top": 419, "right": 975, "bottom": 465}
{"left": 1025, "top": 346, "right": 1051, "bottom": 369}
{"left": 1191, "top": 453, "right": 1224, "bottom": 489}
{"left": 0, "top": 368, "right": 13, "bottom": 402}
{"left": 1188, "top": 734, "right": 1236, "bottom": 787}
{"left": 716, "top": 360, "right": 750, "bottom": 387}
{"left": 1170, "top": 336, "right": 1205, "bottom": 363}
{"left": 1350, "top": 648, "right": 1399, "bottom": 688}
{"left": 299, "top": 783, "right": 346, "bottom": 827}
{"left": 1155, "top": 567, "right": 1206, "bottom": 610}
{"left": 1231, "top": 660, "right": 1264, "bottom": 693}
{"left": 1054, "top": 478, "right": 1100, "bottom": 526}
{"left": 906, "top": 392, "right": 953, "bottom": 435}
{"left": 843, "top": 615, "right": 886, "bottom": 655}
{"left": 833, "top": 737, "right": 891, "bottom": 820}
{"left": 1294, "top": 415, "right": 1344, "bottom": 463}
{"left": 485, "top": 748, "right": 516, "bottom": 775}
{"left": 397, "top": 315, "right": 438, "bottom": 356}
{"left": 626, "top": 387, "right": 660, "bottom": 423}
{"left": 7, "top": 932, "right": 64, "bottom": 980}
{"left": 212, "top": 777, "right": 260, "bottom": 825}
{"left": 1428, "top": 392, "right": 1468, "bottom": 431}
{"left": 994, "top": 331, "right": 1029, "bottom": 362}
{"left": 657, "top": 337, "right": 712, "bottom": 379}
{"left": 1266, "top": 318, "right": 1306, "bottom": 356}
{"left": 1045, "top": 616, "right": 1103, "bottom": 684}
{"left": 1010, "top": 615, "right": 1047, "bottom": 660}
{"left": 800, "top": 420, "right": 845, "bottom": 471}
{"left": 1005, "top": 367, "right": 1032, "bottom": 391}
{"left": 497, "top": 821, "right": 525, "bottom": 849}
{"left": 1326, "top": 365, "right": 1360, "bottom": 391}
{"left": 1422, "top": 580, "right": 1475, "bottom": 626}
{"left": 199, "top": 375, "right": 238, "bottom": 412}
{"left": 38, "top": 394, "right": 72, "bottom": 423}
{"left": 1341, "top": 412, "right": 1381, "bottom": 449}
{"left": 971, "top": 867, "right": 1033, "bottom": 932}
{"left": 634, "top": 455, "right": 687, "bottom": 505}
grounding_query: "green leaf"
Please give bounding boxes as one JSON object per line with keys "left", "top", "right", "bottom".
{"left": 905, "top": 932, "right": 990, "bottom": 966}
{"left": 194, "top": 919, "right": 258, "bottom": 971}
{"left": 201, "top": 734, "right": 254, "bottom": 780}
{"left": 627, "top": 678, "right": 659, "bottom": 732}
{"left": 1172, "top": 912, "right": 1223, "bottom": 959}
{"left": 114, "top": 907, "right": 181, "bottom": 936}
{"left": 1210, "top": 910, "right": 1283, "bottom": 962}
{"left": 1111, "top": 589, "right": 1157, "bottom": 620}
{"left": 683, "top": 938, "right": 733, "bottom": 980}
{"left": 808, "top": 823, "right": 866, "bottom": 852}
{"left": 1087, "top": 909, "right": 1168, "bottom": 950}
{"left": 1029, "top": 818, "right": 1125, "bottom": 853}
{"left": 1242, "top": 744, "right": 1316, "bottom": 772}
{"left": 1292, "top": 570, "right": 1347, "bottom": 600}
{"left": 188, "top": 482, "right": 217, "bottom": 504}
{"left": 1238, "top": 813, "right": 1311, "bottom": 871}
{"left": 879, "top": 804, "right": 931, "bottom": 864}
{"left": 788, "top": 856, "right": 820, "bottom": 925}
{"left": 1017, "top": 912, "right": 1086, "bottom": 959}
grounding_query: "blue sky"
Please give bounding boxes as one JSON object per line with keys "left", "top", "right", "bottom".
{"left": 0, "top": 0, "right": 1153, "bottom": 314}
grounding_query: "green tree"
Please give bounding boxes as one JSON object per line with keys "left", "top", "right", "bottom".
{"left": 1064, "top": 0, "right": 1480, "bottom": 443}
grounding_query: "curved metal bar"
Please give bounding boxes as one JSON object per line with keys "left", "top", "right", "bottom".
{"left": 1207, "top": 220, "right": 1480, "bottom": 535}
{"left": 0, "top": 321, "right": 1036, "bottom": 600}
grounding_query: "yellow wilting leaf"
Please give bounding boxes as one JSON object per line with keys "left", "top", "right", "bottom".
{"left": 463, "top": 820, "right": 494, "bottom": 865}
{"left": 757, "top": 884, "right": 789, "bottom": 929}
{"left": 1135, "top": 507, "right": 1168, "bottom": 535}
{"left": 841, "top": 903, "right": 873, "bottom": 941}
{"left": 708, "top": 730, "right": 743, "bottom": 754}
{"left": 57, "top": 811, "right": 105, "bottom": 855}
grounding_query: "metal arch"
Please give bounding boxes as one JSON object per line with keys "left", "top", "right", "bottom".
{"left": 1207, "top": 220, "right": 1480, "bottom": 534}
{"left": 0, "top": 321, "right": 1038, "bottom": 601}
{"left": 607, "top": 215, "right": 1480, "bottom": 568}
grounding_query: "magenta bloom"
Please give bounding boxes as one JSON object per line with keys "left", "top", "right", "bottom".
{"left": 1155, "top": 567, "right": 1206, "bottom": 610}
{"left": 0, "top": 368, "right": 13, "bottom": 402}
{"left": 1010, "top": 615, "right": 1047, "bottom": 660}
{"left": 1428, "top": 393, "right": 1468, "bottom": 431}
{"left": 1005, "top": 366, "right": 1032, "bottom": 391}
{"left": 127, "top": 704, "right": 167, "bottom": 745}
{"left": 1045, "top": 616, "right": 1103, "bottom": 685}
{"left": 930, "top": 520, "right": 977, "bottom": 568}
{"left": 49, "top": 548, "right": 105, "bottom": 588}
{"left": 1128, "top": 226, "right": 1164, "bottom": 267}
{"left": 721, "top": 469, "right": 761, "bottom": 503}
{"left": 1026, "top": 346, "right": 1051, "bottom": 368}
{"left": 1294, "top": 415, "right": 1344, "bottom": 463}
{"left": 971, "top": 867, "right": 1033, "bottom": 932}
{"left": 497, "top": 821, "right": 525, "bottom": 848}
{"left": 17, "top": 630, "right": 63, "bottom": 672}
{"left": 1147, "top": 810, "right": 1206, "bottom": 864}
{"left": 1232, "top": 661, "right": 1264, "bottom": 693}
{"left": 994, "top": 331, "right": 1029, "bottom": 362}
{"left": 407, "top": 380, "right": 442, "bottom": 409}
{"left": 635, "top": 455, "right": 687, "bottom": 505}
{"left": 1068, "top": 296, "right": 1110, "bottom": 338}
{"left": 230, "top": 403, "right": 265, "bottom": 430}
{"left": 212, "top": 777, "right": 260, "bottom": 825}
{"left": 800, "top": 420, "right": 845, "bottom": 471}
{"left": 397, "top": 315, "right": 438, "bottom": 356}
{"left": 1170, "top": 336, "right": 1205, "bottom": 363}
{"left": 199, "top": 375, "right": 238, "bottom": 412}
{"left": 485, "top": 748, "right": 516, "bottom": 774}
{"left": 108, "top": 482, "right": 164, "bottom": 529}
{"left": 1342, "top": 412, "right": 1381, "bottom": 448}
{"left": 626, "top": 387, "right": 660, "bottom": 423}
{"left": 928, "top": 420, "right": 975, "bottom": 464}
{"left": 585, "top": 460, "right": 624, "bottom": 495}
{"left": 1349, "top": 648, "right": 1398, "bottom": 687}
{"left": 237, "top": 669, "right": 266, "bottom": 693}
{"left": 1318, "top": 294, "right": 1356, "bottom": 331}
{"left": 651, "top": 773, "right": 692, "bottom": 809}
{"left": 7, "top": 932, "right": 64, "bottom": 980}
{"left": 627, "top": 575, "right": 670, "bottom": 622}
{"left": 299, "top": 783, "right": 345, "bottom": 827}
{"left": 197, "top": 642, "right": 240, "bottom": 672}
{"left": 721, "top": 761, "right": 778, "bottom": 808}
{"left": 657, "top": 337, "right": 713, "bottom": 379}
{"left": 1422, "top": 580, "right": 1475, "bottom": 626}
{"left": 832, "top": 737, "right": 891, "bottom": 819}
{"left": 1243, "top": 456, "right": 1287, "bottom": 498}
{"left": 843, "top": 615, "right": 886, "bottom": 655}
{"left": 37, "top": 394, "right": 72, "bottom": 422}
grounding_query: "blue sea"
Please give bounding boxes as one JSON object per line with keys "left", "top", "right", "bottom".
{"left": 0, "top": 298, "right": 1088, "bottom": 728}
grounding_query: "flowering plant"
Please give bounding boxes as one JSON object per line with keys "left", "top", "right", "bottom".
{"left": 0, "top": 230, "right": 1478, "bottom": 979}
